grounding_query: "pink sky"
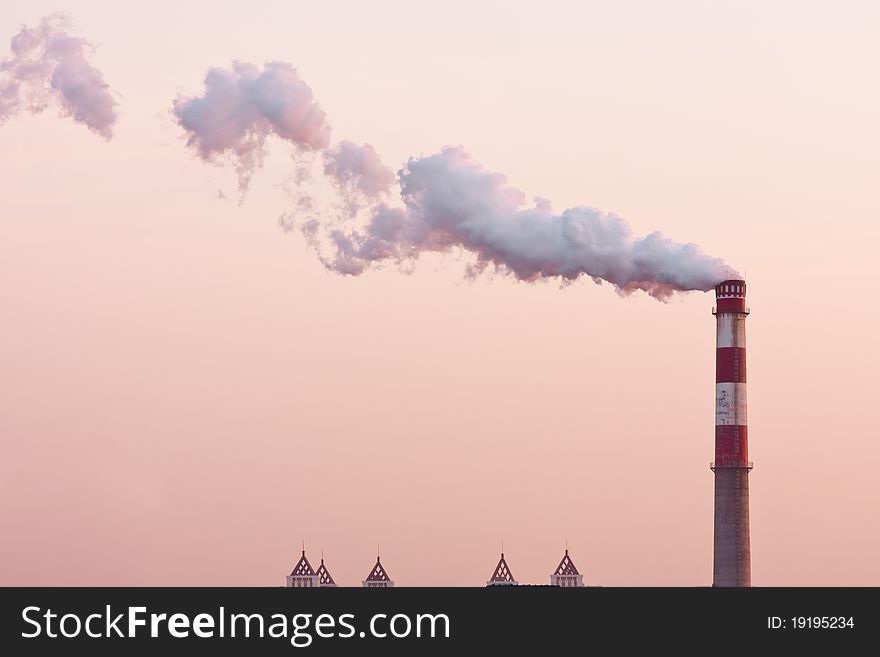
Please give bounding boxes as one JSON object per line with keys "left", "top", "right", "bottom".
{"left": 1, "top": 0, "right": 879, "bottom": 586}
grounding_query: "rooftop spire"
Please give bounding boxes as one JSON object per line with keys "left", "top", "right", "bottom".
{"left": 289, "top": 550, "right": 316, "bottom": 577}
{"left": 315, "top": 552, "right": 337, "bottom": 587}
{"left": 550, "top": 546, "right": 585, "bottom": 587}
{"left": 285, "top": 546, "right": 319, "bottom": 587}
{"left": 487, "top": 551, "right": 518, "bottom": 586}
{"left": 363, "top": 553, "right": 394, "bottom": 587}
{"left": 365, "top": 556, "right": 391, "bottom": 582}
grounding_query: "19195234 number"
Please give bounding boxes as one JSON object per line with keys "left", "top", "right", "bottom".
{"left": 768, "top": 617, "right": 854, "bottom": 630}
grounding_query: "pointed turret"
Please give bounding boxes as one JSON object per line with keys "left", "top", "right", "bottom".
{"left": 550, "top": 548, "right": 584, "bottom": 587}
{"left": 486, "top": 552, "right": 518, "bottom": 586}
{"left": 286, "top": 546, "right": 319, "bottom": 588}
{"left": 362, "top": 554, "right": 394, "bottom": 588}
{"left": 316, "top": 554, "right": 337, "bottom": 587}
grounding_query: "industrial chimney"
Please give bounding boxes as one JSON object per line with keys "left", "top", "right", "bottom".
{"left": 711, "top": 279, "right": 752, "bottom": 587}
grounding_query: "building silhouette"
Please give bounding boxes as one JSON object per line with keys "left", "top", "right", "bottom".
{"left": 550, "top": 549, "right": 584, "bottom": 587}
{"left": 315, "top": 554, "right": 337, "bottom": 587}
{"left": 486, "top": 552, "right": 518, "bottom": 586}
{"left": 286, "top": 548, "right": 318, "bottom": 588}
{"left": 284, "top": 545, "right": 589, "bottom": 586}
{"left": 362, "top": 554, "right": 394, "bottom": 588}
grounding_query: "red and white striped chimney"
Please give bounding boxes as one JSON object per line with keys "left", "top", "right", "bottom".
{"left": 712, "top": 278, "right": 752, "bottom": 587}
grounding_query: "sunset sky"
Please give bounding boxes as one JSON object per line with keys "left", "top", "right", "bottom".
{"left": 2, "top": 0, "right": 879, "bottom": 586}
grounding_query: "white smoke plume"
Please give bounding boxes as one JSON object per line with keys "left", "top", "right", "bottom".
{"left": 317, "top": 147, "right": 738, "bottom": 298}
{"left": 0, "top": 14, "right": 117, "bottom": 138}
{"left": 172, "top": 61, "right": 330, "bottom": 192}
{"left": 175, "top": 60, "right": 736, "bottom": 298}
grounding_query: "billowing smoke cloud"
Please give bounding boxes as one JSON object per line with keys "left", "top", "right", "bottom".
{"left": 0, "top": 14, "right": 117, "bottom": 138}
{"left": 316, "top": 147, "right": 737, "bottom": 298}
{"left": 172, "top": 61, "right": 330, "bottom": 192}
{"left": 175, "top": 60, "right": 736, "bottom": 298}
